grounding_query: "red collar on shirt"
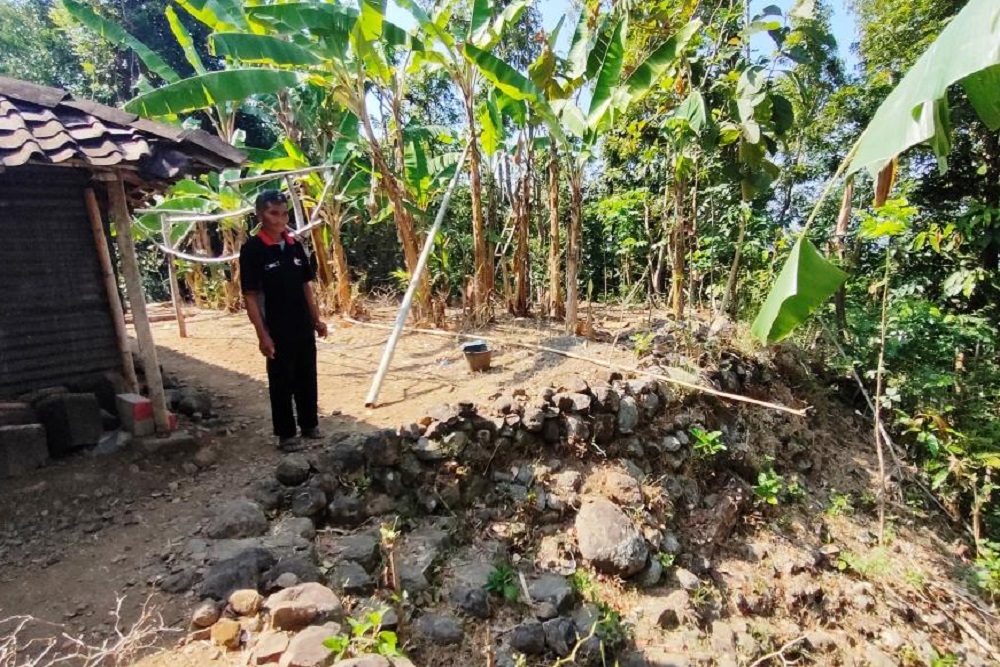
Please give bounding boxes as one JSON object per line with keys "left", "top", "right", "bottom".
{"left": 257, "top": 229, "right": 296, "bottom": 246}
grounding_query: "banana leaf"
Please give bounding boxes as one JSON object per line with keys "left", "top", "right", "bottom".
{"left": 125, "top": 69, "right": 299, "bottom": 116}
{"left": 212, "top": 33, "right": 323, "bottom": 67}
{"left": 751, "top": 237, "right": 848, "bottom": 344}
{"left": 463, "top": 44, "right": 540, "bottom": 101}
{"left": 846, "top": 0, "right": 1000, "bottom": 177}
{"left": 166, "top": 6, "right": 207, "bottom": 75}
{"left": 62, "top": 0, "right": 179, "bottom": 83}
{"left": 623, "top": 20, "right": 701, "bottom": 104}
{"left": 587, "top": 17, "right": 627, "bottom": 130}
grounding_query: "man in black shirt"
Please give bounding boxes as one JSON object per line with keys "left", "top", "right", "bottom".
{"left": 240, "top": 191, "right": 328, "bottom": 451}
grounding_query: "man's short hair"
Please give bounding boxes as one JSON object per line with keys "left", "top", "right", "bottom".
{"left": 255, "top": 190, "right": 290, "bottom": 212}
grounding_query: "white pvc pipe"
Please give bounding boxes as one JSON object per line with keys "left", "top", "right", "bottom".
{"left": 364, "top": 143, "right": 471, "bottom": 408}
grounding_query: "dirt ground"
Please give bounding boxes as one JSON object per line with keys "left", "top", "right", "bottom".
{"left": 0, "top": 306, "right": 646, "bottom": 648}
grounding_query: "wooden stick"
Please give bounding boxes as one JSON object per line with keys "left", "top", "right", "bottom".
{"left": 108, "top": 173, "right": 170, "bottom": 432}
{"left": 160, "top": 216, "right": 187, "bottom": 338}
{"left": 84, "top": 188, "right": 139, "bottom": 394}
{"left": 345, "top": 318, "right": 810, "bottom": 417}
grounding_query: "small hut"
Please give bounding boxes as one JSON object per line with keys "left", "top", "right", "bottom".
{"left": 0, "top": 76, "right": 245, "bottom": 431}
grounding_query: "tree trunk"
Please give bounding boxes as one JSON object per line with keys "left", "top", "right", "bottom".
{"left": 719, "top": 213, "right": 746, "bottom": 315}
{"left": 565, "top": 169, "right": 583, "bottom": 334}
{"left": 513, "top": 133, "right": 531, "bottom": 316}
{"left": 464, "top": 88, "right": 490, "bottom": 319}
{"left": 330, "top": 208, "right": 353, "bottom": 317}
{"left": 834, "top": 178, "right": 855, "bottom": 334}
{"left": 547, "top": 143, "right": 563, "bottom": 318}
{"left": 670, "top": 175, "right": 687, "bottom": 319}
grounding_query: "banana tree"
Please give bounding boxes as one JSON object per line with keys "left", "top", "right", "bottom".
{"left": 469, "top": 9, "right": 701, "bottom": 332}
{"left": 751, "top": 0, "right": 1000, "bottom": 344}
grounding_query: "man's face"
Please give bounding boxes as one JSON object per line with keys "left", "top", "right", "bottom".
{"left": 259, "top": 202, "right": 290, "bottom": 235}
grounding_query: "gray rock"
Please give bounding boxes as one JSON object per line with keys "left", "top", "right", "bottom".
{"left": 639, "top": 392, "right": 661, "bottom": 415}
{"left": 320, "top": 530, "right": 381, "bottom": 573}
{"left": 314, "top": 434, "right": 366, "bottom": 473}
{"left": 276, "top": 454, "right": 311, "bottom": 486}
{"left": 593, "top": 414, "right": 616, "bottom": 444}
{"left": 510, "top": 621, "right": 546, "bottom": 655}
{"left": 413, "top": 436, "right": 447, "bottom": 462}
{"left": 529, "top": 575, "right": 575, "bottom": 613}
{"left": 443, "top": 431, "right": 469, "bottom": 457}
{"left": 617, "top": 397, "right": 639, "bottom": 434}
{"left": 552, "top": 470, "right": 582, "bottom": 494}
{"left": 363, "top": 429, "right": 402, "bottom": 468}
{"left": 522, "top": 406, "right": 546, "bottom": 432}
{"left": 576, "top": 498, "right": 648, "bottom": 577}
{"left": 638, "top": 557, "right": 663, "bottom": 587}
{"left": 199, "top": 547, "right": 276, "bottom": 600}
{"left": 174, "top": 387, "right": 213, "bottom": 417}
{"left": 541, "top": 418, "right": 561, "bottom": 444}
{"left": 291, "top": 487, "right": 327, "bottom": 518}
{"left": 555, "top": 393, "right": 593, "bottom": 414}
{"left": 661, "top": 435, "right": 682, "bottom": 453}
{"left": 160, "top": 568, "right": 197, "bottom": 594}
{"left": 327, "top": 492, "right": 365, "bottom": 527}
{"left": 673, "top": 567, "right": 700, "bottom": 591}
{"left": 247, "top": 478, "right": 291, "bottom": 512}
{"left": 571, "top": 604, "right": 601, "bottom": 635}
{"left": 279, "top": 622, "right": 343, "bottom": 666}
{"left": 414, "top": 613, "right": 463, "bottom": 645}
{"left": 272, "top": 517, "right": 317, "bottom": 541}
{"left": 191, "top": 600, "right": 220, "bottom": 627}
{"left": 449, "top": 586, "right": 490, "bottom": 619}
{"left": 533, "top": 601, "right": 560, "bottom": 621}
{"left": 543, "top": 617, "right": 578, "bottom": 656}
{"left": 264, "top": 556, "right": 322, "bottom": 590}
{"left": 592, "top": 386, "right": 620, "bottom": 413}
{"left": 564, "top": 415, "right": 591, "bottom": 442}
{"left": 397, "top": 522, "right": 450, "bottom": 592}
{"left": 711, "top": 620, "right": 736, "bottom": 653}
{"left": 675, "top": 431, "right": 689, "bottom": 446}
{"left": 205, "top": 500, "right": 268, "bottom": 539}
{"left": 329, "top": 561, "right": 374, "bottom": 594}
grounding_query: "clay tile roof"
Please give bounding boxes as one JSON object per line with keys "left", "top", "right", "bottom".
{"left": 0, "top": 76, "right": 245, "bottom": 178}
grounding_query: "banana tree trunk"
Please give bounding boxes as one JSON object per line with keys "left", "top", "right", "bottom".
{"left": 547, "top": 143, "right": 563, "bottom": 318}
{"left": 670, "top": 175, "right": 686, "bottom": 319}
{"left": 330, "top": 213, "right": 353, "bottom": 316}
{"left": 834, "top": 178, "right": 855, "bottom": 335}
{"left": 464, "top": 88, "right": 490, "bottom": 318}
{"left": 513, "top": 133, "right": 531, "bottom": 316}
{"left": 565, "top": 168, "right": 583, "bottom": 334}
{"left": 719, "top": 215, "right": 746, "bottom": 316}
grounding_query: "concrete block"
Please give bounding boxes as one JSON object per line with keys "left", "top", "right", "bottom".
{"left": 116, "top": 393, "right": 153, "bottom": 434}
{"left": 0, "top": 424, "right": 49, "bottom": 478}
{"left": 0, "top": 402, "right": 37, "bottom": 427}
{"left": 35, "top": 393, "right": 102, "bottom": 457}
{"left": 134, "top": 430, "right": 197, "bottom": 456}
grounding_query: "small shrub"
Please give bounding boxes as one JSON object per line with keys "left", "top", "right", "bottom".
{"left": 485, "top": 564, "right": 520, "bottom": 603}
{"left": 753, "top": 469, "right": 784, "bottom": 506}
{"left": 631, "top": 331, "right": 655, "bottom": 359}
{"left": 826, "top": 491, "right": 854, "bottom": 517}
{"left": 690, "top": 427, "right": 726, "bottom": 458}
{"left": 324, "top": 609, "right": 403, "bottom": 660}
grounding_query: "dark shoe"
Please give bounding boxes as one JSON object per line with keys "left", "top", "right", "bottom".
{"left": 277, "top": 436, "right": 303, "bottom": 452}
{"left": 301, "top": 427, "right": 323, "bottom": 440}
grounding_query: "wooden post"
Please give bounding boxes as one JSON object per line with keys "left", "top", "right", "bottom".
{"left": 107, "top": 172, "right": 170, "bottom": 432}
{"left": 160, "top": 215, "right": 188, "bottom": 338}
{"left": 84, "top": 188, "right": 139, "bottom": 394}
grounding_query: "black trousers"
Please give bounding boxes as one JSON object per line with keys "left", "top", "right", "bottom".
{"left": 266, "top": 336, "right": 318, "bottom": 438}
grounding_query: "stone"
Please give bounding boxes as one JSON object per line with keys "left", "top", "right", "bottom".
{"left": 269, "top": 601, "right": 320, "bottom": 631}
{"left": 661, "top": 532, "right": 681, "bottom": 554}
{"left": 114, "top": 393, "right": 153, "bottom": 436}
{"left": 510, "top": 621, "right": 547, "bottom": 655}
{"left": 273, "top": 517, "right": 317, "bottom": 542}
{"left": 414, "top": 613, "right": 463, "bottom": 645}
{"left": 784, "top": 578, "right": 823, "bottom": 611}
{"left": 314, "top": 434, "right": 366, "bottom": 473}
{"left": 279, "top": 622, "right": 342, "bottom": 667}
{"left": 329, "top": 561, "right": 374, "bottom": 594}
{"left": 590, "top": 469, "right": 643, "bottom": 506}
{"left": 248, "top": 479, "right": 291, "bottom": 512}
{"left": 638, "top": 557, "right": 663, "bottom": 588}
{"left": 552, "top": 470, "right": 582, "bottom": 494}
{"left": 672, "top": 568, "right": 700, "bottom": 591}
{"left": 571, "top": 604, "right": 601, "bottom": 635}
{"left": 662, "top": 435, "right": 682, "bottom": 453}
{"left": 191, "top": 601, "right": 221, "bottom": 628}
{"left": 276, "top": 455, "right": 312, "bottom": 486}
{"left": 617, "top": 397, "right": 639, "bottom": 434}
{"left": 592, "top": 386, "right": 620, "bottom": 413}
{"left": 639, "top": 392, "right": 661, "bottom": 415}
{"left": 230, "top": 589, "right": 264, "bottom": 616}
{"left": 337, "top": 659, "right": 392, "bottom": 667}
{"left": 319, "top": 530, "right": 381, "bottom": 573}
{"left": 541, "top": 418, "right": 561, "bottom": 445}
{"left": 569, "top": 378, "right": 591, "bottom": 394}
{"left": 397, "top": 522, "right": 450, "bottom": 592}
{"left": 592, "top": 414, "right": 616, "bottom": 444}
{"left": 211, "top": 618, "right": 242, "bottom": 649}
{"left": 362, "top": 429, "right": 402, "bottom": 468}
{"left": 0, "top": 424, "right": 48, "bottom": 478}
{"left": 291, "top": 488, "right": 327, "bottom": 518}
{"left": 160, "top": 568, "right": 197, "bottom": 594}
{"left": 206, "top": 500, "right": 268, "bottom": 539}
{"left": 35, "top": 393, "right": 101, "bottom": 456}
{"left": 564, "top": 415, "right": 590, "bottom": 442}
{"left": 327, "top": 492, "right": 365, "bottom": 527}
{"left": 543, "top": 617, "right": 578, "bottom": 657}
{"left": 639, "top": 590, "right": 695, "bottom": 630}
{"left": 522, "top": 407, "right": 546, "bottom": 432}
{"left": 254, "top": 631, "right": 290, "bottom": 664}
{"left": 265, "top": 557, "right": 322, "bottom": 590}
{"left": 200, "top": 547, "right": 276, "bottom": 600}
{"left": 443, "top": 430, "right": 469, "bottom": 456}
{"left": 555, "top": 392, "right": 593, "bottom": 414}
{"left": 575, "top": 498, "right": 648, "bottom": 577}
{"left": 710, "top": 620, "right": 735, "bottom": 653}
{"left": 449, "top": 586, "right": 490, "bottom": 619}
{"left": 533, "top": 602, "right": 560, "bottom": 621}
{"left": 529, "top": 575, "right": 574, "bottom": 614}
{"left": 265, "top": 583, "right": 343, "bottom": 623}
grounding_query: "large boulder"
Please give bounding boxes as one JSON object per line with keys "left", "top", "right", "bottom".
{"left": 200, "top": 547, "right": 276, "bottom": 600}
{"left": 575, "top": 498, "right": 648, "bottom": 577}
{"left": 205, "top": 500, "right": 268, "bottom": 539}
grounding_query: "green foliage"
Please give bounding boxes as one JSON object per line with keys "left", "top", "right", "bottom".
{"left": 631, "top": 332, "right": 655, "bottom": 359}
{"left": 970, "top": 541, "right": 1000, "bottom": 602}
{"left": 690, "top": 427, "right": 726, "bottom": 458}
{"left": 836, "top": 548, "right": 892, "bottom": 580}
{"left": 485, "top": 564, "right": 519, "bottom": 603}
{"left": 753, "top": 468, "right": 784, "bottom": 506}
{"left": 826, "top": 491, "right": 854, "bottom": 517}
{"left": 655, "top": 552, "right": 676, "bottom": 569}
{"left": 323, "top": 609, "right": 404, "bottom": 660}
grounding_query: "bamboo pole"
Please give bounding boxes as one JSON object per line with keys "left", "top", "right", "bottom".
{"left": 107, "top": 172, "right": 170, "bottom": 431}
{"left": 84, "top": 188, "right": 139, "bottom": 394}
{"left": 364, "top": 143, "right": 471, "bottom": 408}
{"left": 160, "top": 215, "right": 187, "bottom": 338}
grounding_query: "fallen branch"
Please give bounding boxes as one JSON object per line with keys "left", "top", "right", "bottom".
{"left": 344, "top": 318, "right": 810, "bottom": 417}
{"left": 748, "top": 635, "right": 807, "bottom": 667}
